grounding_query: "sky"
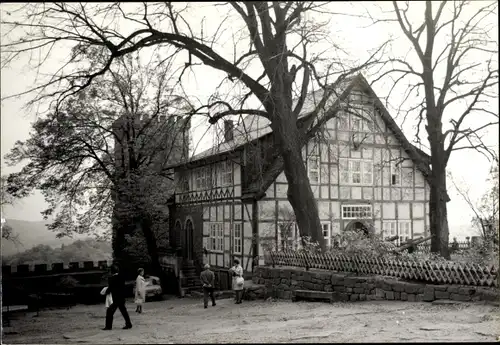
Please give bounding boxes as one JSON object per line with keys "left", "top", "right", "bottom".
{"left": 1, "top": 2, "right": 498, "bottom": 239}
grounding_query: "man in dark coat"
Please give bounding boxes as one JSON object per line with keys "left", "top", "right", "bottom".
{"left": 103, "top": 264, "right": 132, "bottom": 330}
{"left": 200, "top": 264, "right": 216, "bottom": 309}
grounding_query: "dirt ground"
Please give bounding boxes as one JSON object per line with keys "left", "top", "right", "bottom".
{"left": 2, "top": 296, "right": 499, "bottom": 343}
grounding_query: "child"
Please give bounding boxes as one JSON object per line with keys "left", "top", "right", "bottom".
{"left": 135, "top": 268, "right": 146, "bottom": 313}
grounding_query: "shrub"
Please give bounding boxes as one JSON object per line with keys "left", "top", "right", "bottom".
{"left": 399, "top": 251, "right": 450, "bottom": 263}
{"left": 57, "top": 275, "right": 79, "bottom": 289}
{"left": 452, "top": 240, "right": 499, "bottom": 267}
{"left": 297, "top": 236, "right": 321, "bottom": 254}
{"left": 326, "top": 230, "right": 397, "bottom": 259}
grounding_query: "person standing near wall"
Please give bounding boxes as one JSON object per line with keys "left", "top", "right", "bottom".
{"left": 135, "top": 268, "right": 146, "bottom": 313}
{"left": 230, "top": 259, "right": 244, "bottom": 304}
{"left": 200, "top": 264, "right": 216, "bottom": 309}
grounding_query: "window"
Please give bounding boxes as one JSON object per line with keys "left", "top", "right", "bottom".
{"left": 208, "top": 222, "right": 224, "bottom": 251}
{"left": 383, "top": 221, "right": 411, "bottom": 245}
{"left": 219, "top": 160, "right": 233, "bottom": 186}
{"left": 363, "top": 162, "right": 373, "bottom": 184}
{"left": 277, "top": 221, "right": 298, "bottom": 251}
{"left": 342, "top": 205, "right": 372, "bottom": 219}
{"left": 308, "top": 143, "right": 320, "bottom": 184}
{"left": 322, "top": 223, "right": 331, "bottom": 247}
{"left": 195, "top": 167, "right": 210, "bottom": 190}
{"left": 351, "top": 117, "right": 361, "bottom": 132}
{"left": 391, "top": 161, "right": 401, "bottom": 185}
{"left": 233, "top": 223, "right": 242, "bottom": 254}
{"left": 399, "top": 221, "right": 411, "bottom": 244}
{"left": 383, "top": 221, "right": 397, "bottom": 239}
{"left": 180, "top": 176, "right": 189, "bottom": 192}
{"left": 339, "top": 159, "right": 349, "bottom": 183}
{"left": 211, "top": 165, "right": 218, "bottom": 187}
{"left": 338, "top": 112, "right": 349, "bottom": 130}
{"left": 349, "top": 160, "right": 361, "bottom": 183}
{"left": 360, "top": 105, "right": 374, "bottom": 132}
{"left": 308, "top": 158, "right": 320, "bottom": 184}
{"left": 348, "top": 104, "right": 373, "bottom": 133}
{"left": 339, "top": 159, "right": 373, "bottom": 185}
{"left": 176, "top": 175, "right": 189, "bottom": 193}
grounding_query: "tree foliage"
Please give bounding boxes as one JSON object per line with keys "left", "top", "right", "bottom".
{"left": 1, "top": 176, "right": 19, "bottom": 243}
{"left": 3, "top": 50, "right": 192, "bottom": 277}
{"left": 4, "top": 53, "right": 187, "bottom": 235}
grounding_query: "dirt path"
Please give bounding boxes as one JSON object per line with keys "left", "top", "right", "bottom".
{"left": 3, "top": 297, "right": 499, "bottom": 343}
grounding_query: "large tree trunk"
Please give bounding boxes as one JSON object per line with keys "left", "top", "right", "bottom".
{"left": 428, "top": 127, "right": 451, "bottom": 259}
{"left": 111, "top": 200, "right": 136, "bottom": 264}
{"left": 138, "top": 213, "right": 164, "bottom": 279}
{"left": 271, "top": 116, "right": 325, "bottom": 250}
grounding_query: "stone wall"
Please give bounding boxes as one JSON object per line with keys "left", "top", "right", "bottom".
{"left": 253, "top": 266, "right": 499, "bottom": 304}
{"left": 2, "top": 260, "right": 113, "bottom": 277}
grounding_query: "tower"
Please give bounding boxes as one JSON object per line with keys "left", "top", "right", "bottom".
{"left": 111, "top": 113, "right": 190, "bottom": 266}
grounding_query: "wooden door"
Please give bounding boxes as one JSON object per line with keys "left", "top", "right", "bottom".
{"left": 185, "top": 220, "right": 194, "bottom": 261}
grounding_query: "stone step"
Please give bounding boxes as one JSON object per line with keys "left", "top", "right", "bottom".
{"left": 184, "top": 279, "right": 201, "bottom": 285}
{"left": 292, "top": 290, "right": 336, "bottom": 303}
{"left": 180, "top": 286, "right": 203, "bottom": 297}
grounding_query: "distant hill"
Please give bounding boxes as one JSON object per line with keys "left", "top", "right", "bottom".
{"left": 1, "top": 218, "right": 96, "bottom": 256}
{"left": 2, "top": 238, "right": 112, "bottom": 266}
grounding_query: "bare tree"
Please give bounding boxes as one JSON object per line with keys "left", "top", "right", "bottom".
{"left": 449, "top": 159, "right": 499, "bottom": 248}
{"left": 1, "top": 2, "right": 388, "bottom": 250}
{"left": 367, "top": 1, "right": 498, "bottom": 258}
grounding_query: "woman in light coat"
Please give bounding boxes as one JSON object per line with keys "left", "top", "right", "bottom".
{"left": 230, "top": 259, "right": 244, "bottom": 304}
{"left": 135, "top": 268, "right": 146, "bottom": 313}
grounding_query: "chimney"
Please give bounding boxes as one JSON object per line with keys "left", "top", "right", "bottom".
{"left": 224, "top": 120, "right": 234, "bottom": 142}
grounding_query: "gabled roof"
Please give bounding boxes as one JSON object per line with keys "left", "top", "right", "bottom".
{"left": 169, "top": 73, "right": 432, "bottom": 201}
{"left": 241, "top": 74, "right": 432, "bottom": 200}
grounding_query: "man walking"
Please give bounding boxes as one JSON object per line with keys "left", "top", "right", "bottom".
{"left": 103, "top": 264, "right": 132, "bottom": 330}
{"left": 200, "top": 264, "right": 216, "bottom": 309}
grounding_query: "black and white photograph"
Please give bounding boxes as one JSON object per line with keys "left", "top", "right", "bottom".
{"left": 1, "top": 1, "right": 498, "bottom": 343}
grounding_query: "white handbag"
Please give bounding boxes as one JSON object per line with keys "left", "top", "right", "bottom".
{"left": 235, "top": 276, "right": 244, "bottom": 287}
{"left": 105, "top": 294, "right": 113, "bottom": 308}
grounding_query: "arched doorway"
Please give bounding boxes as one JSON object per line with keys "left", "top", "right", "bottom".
{"left": 174, "top": 221, "right": 182, "bottom": 248}
{"left": 344, "top": 220, "right": 374, "bottom": 237}
{"left": 185, "top": 219, "right": 194, "bottom": 261}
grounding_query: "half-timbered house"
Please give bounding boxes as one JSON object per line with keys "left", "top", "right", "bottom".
{"left": 167, "top": 74, "right": 431, "bottom": 276}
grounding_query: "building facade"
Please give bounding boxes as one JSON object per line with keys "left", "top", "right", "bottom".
{"left": 167, "top": 74, "right": 431, "bottom": 274}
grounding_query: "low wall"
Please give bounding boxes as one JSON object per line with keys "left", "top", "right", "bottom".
{"left": 2, "top": 260, "right": 113, "bottom": 277}
{"left": 253, "top": 266, "right": 500, "bottom": 304}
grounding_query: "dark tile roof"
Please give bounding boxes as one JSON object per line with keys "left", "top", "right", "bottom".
{"left": 241, "top": 74, "right": 432, "bottom": 200}
{"left": 168, "top": 73, "right": 432, "bottom": 201}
